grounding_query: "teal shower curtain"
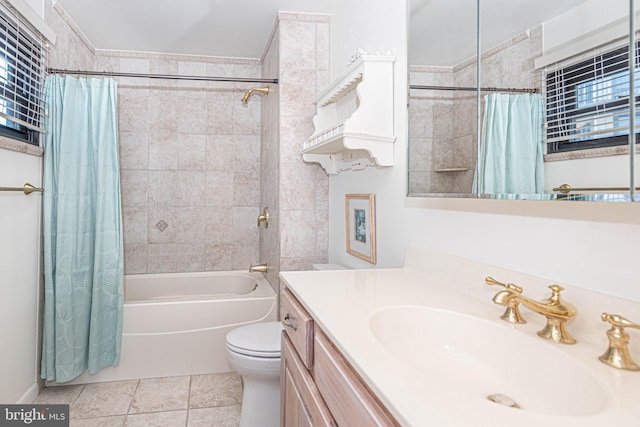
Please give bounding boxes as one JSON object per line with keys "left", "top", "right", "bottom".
{"left": 41, "top": 75, "right": 124, "bottom": 382}
{"left": 478, "top": 93, "right": 545, "bottom": 194}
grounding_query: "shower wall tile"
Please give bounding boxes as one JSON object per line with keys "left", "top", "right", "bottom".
{"left": 147, "top": 244, "right": 179, "bottom": 274}
{"left": 120, "top": 170, "right": 149, "bottom": 207}
{"left": 206, "top": 93, "right": 236, "bottom": 135}
{"left": 205, "top": 171, "right": 235, "bottom": 206}
{"left": 123, "top": 207, "right": 148, "bottom": 245}
{"left": 118, "top": 89, "right": 150, "bottom": 132}
{"left": 178, "top": 134, "right": 207, "bottom": 170}
{"left": 149, "top": 91, "right": 178, "bottom": 133}
{"left": 49, "top": 46, "right": 260, "bottom": 275}
{"left": 230, "top": 135, "right": 260, "bottom": 172}
{"left": 124, "top": 244, "right": 147, "bottom": 275}
{"left": 233, "top": 102, "right": 261, "bottom": 136}
{"left": 177, "top": 91, "right": 207, "bottom": 134}
{"left": 148, "top": 170, "right": 180, "bottom": 207}
{"left": 231, "top": 243, "right": 259, "bottom": 270}
{"left": 232, "top": 207, "right": 260, "bottom": 243}
{"left": 148, "top": 133, "right": 178, "bottom": 170}
{"left": 174, "top": 207, "right": 207, "bottom": 243}
{"left": 205, "top": 135, "right": 236, "bottom": 170}
{"left": 204, "top": 207, "right": 234, "bottom": 243}
{"left": 176, "top": 171, "right": 207, "bottom": 206}
{"left": 174, "top": 243, "right": 207, "bottom": 272}
{"left": 233, "top": 172, "right": 260, "bottom": 207}
{"left": 147, "top": 207, "right": 177, "bottom": 244}
{"left": 204, "top": 243, "right": 235, "bottom": 271}
{"left": 119, "top": 132, "right": 149, "bottom": 170}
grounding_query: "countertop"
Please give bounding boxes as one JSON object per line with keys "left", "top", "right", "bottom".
{"left": 279, "top": 247, "right": 640, "bottom": 426}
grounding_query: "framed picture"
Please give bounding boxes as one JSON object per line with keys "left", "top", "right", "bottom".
{"left": 345, "top": 194, "right": 376, "bottom": 264}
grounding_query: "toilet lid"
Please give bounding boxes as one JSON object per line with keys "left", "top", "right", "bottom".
{"left": 226, "top": 321, "right": 283, "bottom": 358}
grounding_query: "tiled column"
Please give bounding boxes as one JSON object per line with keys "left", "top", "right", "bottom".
{"left": 259, "top": 13, "right": 330, "bottom": 293}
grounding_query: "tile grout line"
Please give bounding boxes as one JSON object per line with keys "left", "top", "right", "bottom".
{"left": 185, "top": 375, "right": 193, "bottom": 427}
{"left": 125, "top": 379, "right": 141, "bottom": 419}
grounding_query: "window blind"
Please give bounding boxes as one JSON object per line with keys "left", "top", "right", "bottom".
{"left": 0, "top": 0, "right": 47, "bottom": 144}
{"left": 545, "top": 38, "right": 639, "bottom": 152}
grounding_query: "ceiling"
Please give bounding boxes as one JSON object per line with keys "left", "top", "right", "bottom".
{"left": 54, "top": 0, "right": 588, "bottom": 66}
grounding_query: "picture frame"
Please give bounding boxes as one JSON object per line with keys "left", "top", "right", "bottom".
{"left": 345, "top": 194, "right": 376, "bottom": 264}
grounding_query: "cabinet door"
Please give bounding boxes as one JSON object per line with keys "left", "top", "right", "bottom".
{"left": 281, "top": 333, "right": 335, "bottom": 427}
{"left": 314, "top": 330, "right": 399, "bottom": 427}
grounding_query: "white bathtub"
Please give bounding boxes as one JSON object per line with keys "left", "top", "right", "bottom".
{"left": 63, "top": 271, "right": 277, "bottom": 385}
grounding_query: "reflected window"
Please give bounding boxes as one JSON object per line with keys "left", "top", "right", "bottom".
{"left": 546, "top": 42, "right": 640, "bottom": 153}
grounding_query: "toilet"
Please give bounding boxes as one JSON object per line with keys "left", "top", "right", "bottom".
{"left": 226, "top": 321, "right": 283, "bottom": 427}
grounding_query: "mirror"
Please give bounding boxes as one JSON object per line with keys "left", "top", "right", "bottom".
{"left": 408, "top": 0, "right": 638, "bottom": 201}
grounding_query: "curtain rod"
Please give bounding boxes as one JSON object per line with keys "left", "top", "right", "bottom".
{"left": 47, "top": 68, "right": 278, "bottom": 84}
{"left": 410, "top": 84, "right": 538, "bottom": 94}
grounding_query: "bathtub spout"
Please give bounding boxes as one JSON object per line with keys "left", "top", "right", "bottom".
{"left": 249, "top": 263, "right": 268, "bottom": 273}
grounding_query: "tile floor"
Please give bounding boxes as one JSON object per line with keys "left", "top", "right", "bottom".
{"left": 33, "top": 372, "right": 242, "bottom": 427}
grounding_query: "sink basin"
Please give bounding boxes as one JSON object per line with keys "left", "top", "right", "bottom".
{"left": 369, "top": 306, "right": 610, "bottom": 416}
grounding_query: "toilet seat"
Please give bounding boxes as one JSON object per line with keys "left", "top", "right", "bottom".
{"left": 226, "top": 321, "right": 283, "bottom": 358}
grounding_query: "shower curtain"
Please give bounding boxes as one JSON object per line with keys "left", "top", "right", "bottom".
{"left": 41, "top": 75, "right": 124, "bottom": 382}
{"left": 478, "top": 93, "right": 545, "bottom": 194}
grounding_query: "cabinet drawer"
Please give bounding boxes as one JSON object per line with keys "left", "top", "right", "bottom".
{"left": 281, "top": 333, "right": 336, "bottom": 427}
{"left": 281, "top": 288, "right": 314, "bottom": 369}
{"left": 314, "top": 329, "right": 399, "bottom": 427}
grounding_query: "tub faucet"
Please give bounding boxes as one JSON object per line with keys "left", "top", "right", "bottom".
{"left": 485, "top": 276, "right": 578, "bottom": 344}
{"left": 249, "top": 263, "right": 268, "bottom": 273}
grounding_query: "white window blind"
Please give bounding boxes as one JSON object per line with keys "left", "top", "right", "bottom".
{"left": 545, "top": 38, "right": 639, "bottom": 153}
{"left": 0, "top": 0, "right": 47, "bottom": 144}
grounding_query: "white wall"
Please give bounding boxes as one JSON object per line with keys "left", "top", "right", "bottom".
{"left": 325, "top": 1, "right": 640, "bottom": 304}
{"left": 0, "top": 147, "right": 42, "bottom": 403}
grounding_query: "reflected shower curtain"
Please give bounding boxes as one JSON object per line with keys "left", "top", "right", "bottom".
{"left": 478, "top": 93, "right": 544, "bottom": 194}
{"left": 41, "top": 75, "right": 124, "bottom": 382}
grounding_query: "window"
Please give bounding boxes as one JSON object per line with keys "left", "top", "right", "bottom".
{"left": 0, "top": 2, "right": 47, "bottom": 146}
{"left": 546, "top": 41, "right": 640, "bottom": 154}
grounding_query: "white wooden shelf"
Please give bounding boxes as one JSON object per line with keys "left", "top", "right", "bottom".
{"left": 302, "top": 55, "right": 396, "bottom": 174}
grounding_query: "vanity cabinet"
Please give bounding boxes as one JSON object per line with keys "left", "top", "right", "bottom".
{"left": 280, "top": 288, "right": 399, "bottom": 427}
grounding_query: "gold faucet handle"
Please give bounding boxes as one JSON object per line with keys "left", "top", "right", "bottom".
{"left": 485, "top": 276, "right": 523, "bottom": 293}
{"left": 601, "top": 313, "right": 640, "bottom": 330}
{"left": 599, "top": 312, "right": 640, "bottom": 371}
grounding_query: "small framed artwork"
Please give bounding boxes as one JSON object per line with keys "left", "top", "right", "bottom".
{"left": 345, "top": 194, "right": 376, "bottom": 264}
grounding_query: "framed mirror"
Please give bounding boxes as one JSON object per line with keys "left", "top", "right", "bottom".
{"left": 408, "top": 0, "right": 638, "bottom": 201}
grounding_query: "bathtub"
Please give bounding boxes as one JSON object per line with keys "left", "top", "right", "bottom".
{"left": 63, "top": 271, "right": 276, "bottom": 385}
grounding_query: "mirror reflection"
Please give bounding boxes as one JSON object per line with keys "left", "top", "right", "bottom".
{"left": 408, "top": 0, "right": 638, "bottom": 201}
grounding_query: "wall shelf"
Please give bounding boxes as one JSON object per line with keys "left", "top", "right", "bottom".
{"left": 302, "top": 55, "right": 396, "bottom": 174}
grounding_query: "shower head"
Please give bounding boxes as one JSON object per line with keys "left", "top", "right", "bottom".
{"left": 241, "top": 87, "right": 269, "bottom": 104}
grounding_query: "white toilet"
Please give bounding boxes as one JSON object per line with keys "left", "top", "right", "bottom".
{"left": 226, "top": 321, "right": 283, "bottom": 427}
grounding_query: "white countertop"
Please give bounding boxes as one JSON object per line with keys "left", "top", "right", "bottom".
{"left": 279, "top": 247, "right": 640, "bottom": 427}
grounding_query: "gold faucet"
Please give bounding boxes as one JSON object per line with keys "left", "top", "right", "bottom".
{"left": 599, "top": 313, "right": 640, "bottom": 371}
{"left": 485, "top": 277, "right": 578, "bottom": 344}
{"left": 249, "top": 263, "right": 268, "bottom": 273}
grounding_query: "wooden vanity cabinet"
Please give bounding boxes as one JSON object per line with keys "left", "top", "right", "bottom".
{"left": 280, "top": 288, "right": 399, "bottom": 427}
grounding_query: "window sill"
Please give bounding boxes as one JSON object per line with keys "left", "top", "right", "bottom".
{"left": 543, "top": 144, "right": 638, "bottom": 162}
{"left": 0, "top": 135, "right": 43, "bottom": 157}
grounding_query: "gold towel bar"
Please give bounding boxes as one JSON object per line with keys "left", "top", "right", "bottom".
{"left": 553, "top": 184, "right": 640, "bottom": 194}
{"left": 0, "top": 183, "right": 44, "bottom": 195}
